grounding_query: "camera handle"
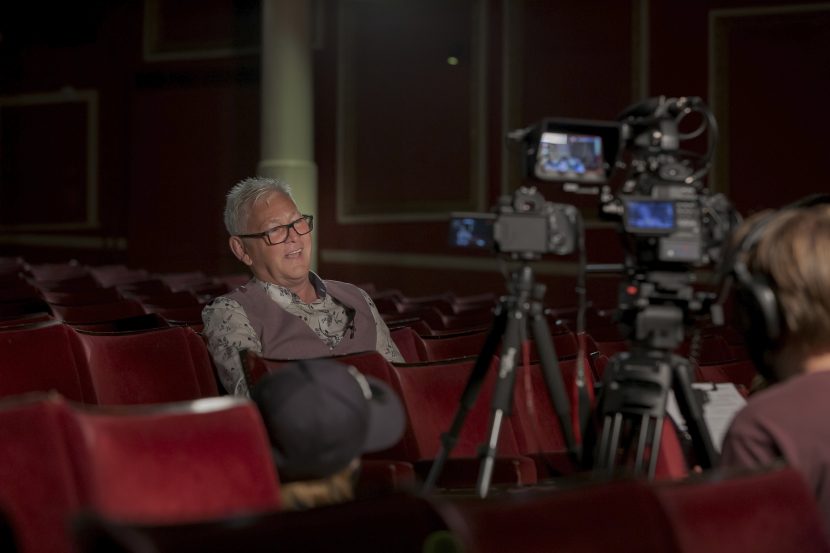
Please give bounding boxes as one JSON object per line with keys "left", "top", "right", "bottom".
{"left": 593, "top": 349, "right": 718, "bottom": 478}
{"left": 422, "top": 263, "right": 578, "bottom": 497}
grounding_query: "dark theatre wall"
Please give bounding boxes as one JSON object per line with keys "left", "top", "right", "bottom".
{"left": 0, "top": 0, "right": 828, "bottom": 304}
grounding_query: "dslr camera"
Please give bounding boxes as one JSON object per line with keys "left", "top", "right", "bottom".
{"left": 449, "top": 186, "right": 579, "bottom": 259}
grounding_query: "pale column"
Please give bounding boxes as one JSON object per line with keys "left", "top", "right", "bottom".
{"left": 259, "top": 0, "right": 318, "bottom": 269}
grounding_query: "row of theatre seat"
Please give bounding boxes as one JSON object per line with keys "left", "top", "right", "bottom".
{"left": 0, "top": 257, "right": 250, "bottom": 330}
{"left": 4, "top": 393, "right": 829, "bottom": 553}
{"left": 0, "top": 261, "right": 818, "bottom": 551}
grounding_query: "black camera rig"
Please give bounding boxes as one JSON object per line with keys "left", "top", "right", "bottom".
{"left": 518, "top": 96, "right": 739, "bottom": 476}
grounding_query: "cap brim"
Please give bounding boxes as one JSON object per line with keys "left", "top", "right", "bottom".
{"left": 363, "top": 377, "right": 406, "bottom": 453}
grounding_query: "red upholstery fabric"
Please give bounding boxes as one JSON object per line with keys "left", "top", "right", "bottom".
{"left": 63, "top": 397, "right": 282, "bottom": 523}
{"left": 437, "top": 479, "right": 678, "bottom": 553}
{"left": 42, "top": 287, "right": 122, "bottom": 306}
{"left": 695, "top": 359, "right": 757, "bottom": 390}
{"left": 50, "top": 299, "right": 146, "bottom": 324}
{"left": 27, "top": 263, "right": 88, "bottom": 282}
{"left": 0, "top": 394, "right": 79, "bottom": 553}
{"left": 390, "top": 326, "right": 427, "bottom": 363}
{"left": 87, "top": 265, "right": 150, "bottom": 287}
{"left": 653, "top": 467, "right": 830, "bottom": 553}
{"left": 75, "top": 326, "right": 218, "bottom": 405}
{"left": 0, "top": 321, "right": 93, "bottom": 402}
{"left": 30, "top": 274, "right": 101, "bottom": 293}
{"left": 388, "top": 359, "right": 537, "bottom": 487}
{"left": 420, "top": 330, "right": 488, "bottom": 362}
{"left": 73, "top": 492, "right": 448, "bottom": 553}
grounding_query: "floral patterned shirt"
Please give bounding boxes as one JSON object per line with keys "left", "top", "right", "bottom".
{"left": 202, "top": 273, "right": 403, "bottom": 396}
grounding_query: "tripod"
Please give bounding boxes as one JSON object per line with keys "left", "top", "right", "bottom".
{"left": 592, "top": 302, "right": 719, "bottom": 478}
{"left": 422, "top": 262, "right": 581, "bottom": 497}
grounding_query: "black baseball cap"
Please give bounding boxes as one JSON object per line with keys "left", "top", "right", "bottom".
{"left": 250, "top": 358, "right": 406, "bottom": 482}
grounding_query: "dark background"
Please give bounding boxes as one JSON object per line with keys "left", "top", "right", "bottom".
{"left": 1, "top": 0, "right": 827, "bottom": 306}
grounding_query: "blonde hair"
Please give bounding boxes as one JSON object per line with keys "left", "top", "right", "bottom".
{"left": 743, "top": 203, "right": 830, "bottom": 366}
{"left": 279, "top": 459, "right": 360, "bottom": 511}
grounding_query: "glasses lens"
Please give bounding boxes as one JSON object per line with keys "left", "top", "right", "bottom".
{"left": 266, "top": 226, "right": 289, "bottom": 244}
{"left": 294, "top": 216, "right": 312, "bottom": 235}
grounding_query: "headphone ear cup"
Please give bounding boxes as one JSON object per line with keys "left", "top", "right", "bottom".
{"left": 734, "top": 271, "right": 781, "bottom": 381}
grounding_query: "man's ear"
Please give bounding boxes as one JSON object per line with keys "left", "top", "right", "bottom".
{"left": 229, "top": 236, "right": 253, "bottom": 266}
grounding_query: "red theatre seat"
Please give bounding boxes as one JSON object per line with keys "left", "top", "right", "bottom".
{"left": 386, "top": 359, "right": 537, "bottom": 489}
{"left": 437, "top": 479, "right": 677, "bottom": 553}
{"left": 73, "top": 492, "right": 448, "bottom": 553}
{"left": 75, "top": 326, "right": 218, "bottom": 405}
{"left": 0, "top": 321, "right": 93, "bottom": 402}
{"left": 50, "top": 299, "right": 147, "bottom": 325}
{"left": 653, "top": 466, "right": 830, "bottom": 553}
{"left": 62, "top": 397, "right": 282, "bottom": 523}
{"left": 0, "top": 394, "right": 80, "bottom": 553}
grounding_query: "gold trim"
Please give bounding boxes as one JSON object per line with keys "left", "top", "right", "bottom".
{"left": 335, "top": 0, "right": 488, "bottom": 224}
{"left": 320, "top": 248, "right": 593, "bottom": 277}
{"left": 0, "top": 88, "right": 99, "bottom": 231}
{"left": 708, "top": 3, "right": 830, "bottom": 194}
{"left": 142, "top": 0, "right": 258, "bottom": 62}
{"left": 0, "top": 234, "right": 126, "bottom": 250}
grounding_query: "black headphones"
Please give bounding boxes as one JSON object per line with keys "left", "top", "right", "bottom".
{"left": 725, "top": 194, "right": 830, "bottom": 380}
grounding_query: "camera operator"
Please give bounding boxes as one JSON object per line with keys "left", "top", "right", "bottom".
{"left": 720, "top": 200, "right": 830, "bottom": 532}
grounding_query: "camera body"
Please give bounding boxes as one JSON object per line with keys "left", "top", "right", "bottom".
{"left": 522, "top": 97, "right": 736, "bottom": 272}
{"left": 450, "top": 186, "right": 578, "bottom": 258}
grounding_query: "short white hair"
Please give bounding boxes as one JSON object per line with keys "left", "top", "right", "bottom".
{"left": 224, "top": 177, "right": 294, "bottom": 235}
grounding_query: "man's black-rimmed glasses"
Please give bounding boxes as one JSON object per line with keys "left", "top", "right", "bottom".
{"left": 236, "top": 215, "right": 314, "bottom": 246}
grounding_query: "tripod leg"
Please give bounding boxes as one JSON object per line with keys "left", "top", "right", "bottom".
{"left": 422, "top": 307, "right": 508, "bottom": 494}
{"left": 528, "top": 299, "right": 577, "bottom": 455}
{"left": 476, "top": 309, "right": 523, "bottom": 498}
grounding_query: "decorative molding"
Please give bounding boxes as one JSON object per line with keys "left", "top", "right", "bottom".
{"left": 0, "top": 234, "right": 126, "bottom": 250}
{"left": 0, "top": 88, "right": 99, "bottom": 231}
{"left": 321, "top": 248, "right": 590, "bottom": 277}
{"left": 142, "top": 0, "right": 259, "bottom": 62}
{"left": 335, "top": 0, "right": 488, "bottom": 223}
{"left": 708, "top": 3, "right": 830, "bottom": 195}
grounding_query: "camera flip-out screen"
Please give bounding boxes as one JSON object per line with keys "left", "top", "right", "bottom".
{"left": 623, "top": 199, "right": 676, "bottom": 233}
{"left": 528, "top": 118, "right": 621, "bottom": 184}
{"left": 448, "top": 214, "right": 495, "bottom": 250}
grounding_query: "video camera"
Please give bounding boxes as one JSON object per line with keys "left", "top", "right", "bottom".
{"left": 521, "top": 97, "right": 736, "bottom": 271}
{"left": 511, "top": 97, "right": 740, "bottom": 476}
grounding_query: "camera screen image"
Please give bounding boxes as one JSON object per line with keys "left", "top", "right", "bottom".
{"left": 534, "top": 131, "right": 606, "bottom": 183}
{"left": 448, "top": 214, "right": 495, "bottom": 250}
{"left": 623, "top": 199, "right": 676, "bottom": 232}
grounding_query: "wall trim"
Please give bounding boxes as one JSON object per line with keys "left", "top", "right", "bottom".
{"left": 335, "top": 0, "right": 488, "bottom": 224}
{"left": 0, "top": 88, "right": 99, "bottom": 231}
{"left": 0, "top": 234, "right": 126, "bottom": 250}
{"left": 708, "top": 2, "right": 830, "bottom": 194}
{"left": 321, "top": 248, "right": 589, "bottom": 276}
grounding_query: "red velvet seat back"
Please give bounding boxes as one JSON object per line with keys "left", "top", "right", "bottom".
{"left": 389, "top": 359, "right": 524, "bottom": 460}
{"left": 0, "top": 321, "right": 93, "bottom": 402}
{"left": 390, "top": 326, "right": 427, "bottom": 363}
{"left": 63, "top": 397, "right": 282, "bottom": 523}
{"left": 0, "top": 394, "right": 79, "bottom": 553}
{"left": 75, "top": 326, "right": 218, "bottom": 405}
{"left": 654, "top": 467, "right": 830, "bottom": 552}
{"left": 420, "top": 330, "right": 488, "bottom": 362}
{"left": 438, "top": 479, "right": 677, "bottom": 553}
{"left": 51, "top": 299, "right": 146, "bottom": 324}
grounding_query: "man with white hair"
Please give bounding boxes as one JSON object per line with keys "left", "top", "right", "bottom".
{"left": 202, "top": 177, "right": 403, "bottom": 396}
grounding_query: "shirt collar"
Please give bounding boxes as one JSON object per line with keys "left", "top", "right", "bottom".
{"left": 253, "top": 272, "right": 327, "bottom": 304}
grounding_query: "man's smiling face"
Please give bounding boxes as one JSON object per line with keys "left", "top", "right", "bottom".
{"left": 229, "top": 191, "right": 312, "bottom": 290}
